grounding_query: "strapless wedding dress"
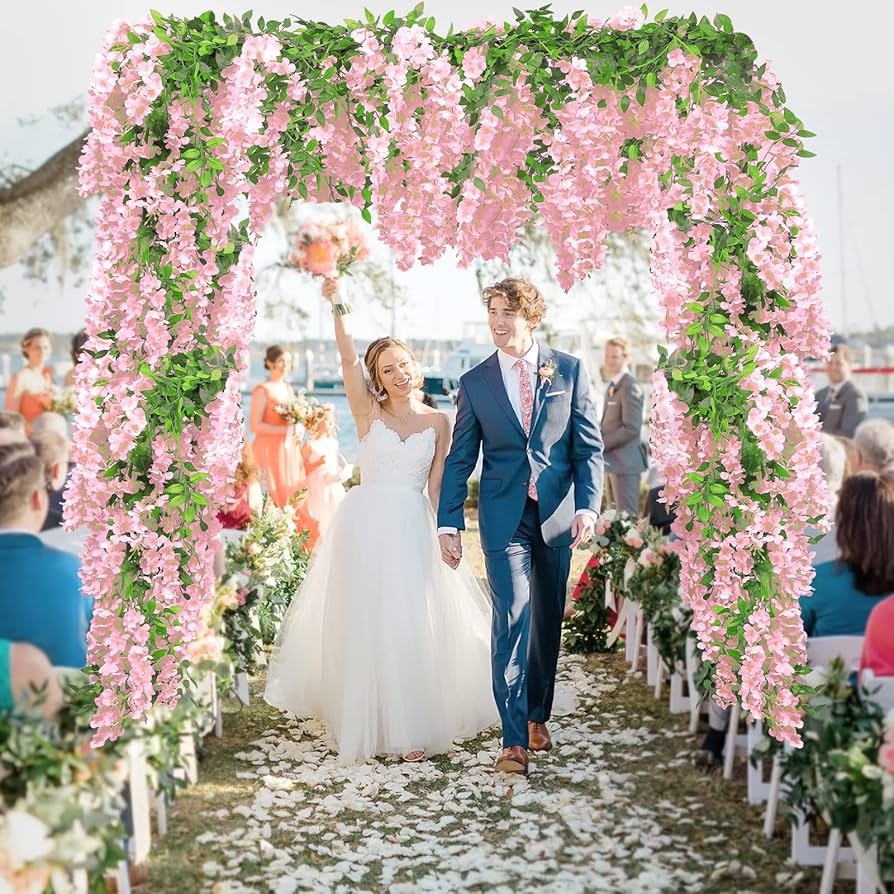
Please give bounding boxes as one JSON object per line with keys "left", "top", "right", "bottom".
{"left": 264, "top": 418, "right": 498, "bottom": 762}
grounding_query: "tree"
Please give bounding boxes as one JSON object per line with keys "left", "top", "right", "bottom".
{"left": 0, "top": 130, "right": 88, "bottom": 269}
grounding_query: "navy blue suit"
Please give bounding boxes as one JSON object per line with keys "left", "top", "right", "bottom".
{"left": 438, "top": 345, "right": 604, "bottom": 747}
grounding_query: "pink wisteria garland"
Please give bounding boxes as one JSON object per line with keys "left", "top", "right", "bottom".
{"left": 72, "top": 7, "right": 828, "bottom": 745}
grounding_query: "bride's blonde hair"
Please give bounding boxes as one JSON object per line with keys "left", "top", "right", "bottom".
{"left": 364, "top": 337, "right": 423, "bottom": 399}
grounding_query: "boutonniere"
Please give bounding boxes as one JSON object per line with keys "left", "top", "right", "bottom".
{"left": 538, "top": 359, "right": 557, "bottom": 388}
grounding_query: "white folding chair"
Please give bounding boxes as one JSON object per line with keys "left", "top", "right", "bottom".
{"left": 764, "top": 636, "right": 864, "bottom": 841}
{"left": 127, "top": 739, "right": 152, "bottom": 865}
{"left": 684, "top": 636, "right": 705, "bottom": 734}
{"left": 820, "top": 674, "right": 894, "bottom": 894}
{"left": 646, "top": 624, "right": 659, "bottom": 687}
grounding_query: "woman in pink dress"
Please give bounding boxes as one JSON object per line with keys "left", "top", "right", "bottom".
{"left": 249, "top": 345, "right": 305, "bottom": 509}
{"left": 301, "top": 404, "right": 347, "bottom": 535}
{"left": 4, "top": 328, "right": 55, "bottom": 435}
{"left": 217, "top": 438, "right": 264, "bottom": 530}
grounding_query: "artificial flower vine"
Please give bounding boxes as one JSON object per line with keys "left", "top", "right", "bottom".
{"left": 71, "top": 5, "right": 828, "bottom": 745}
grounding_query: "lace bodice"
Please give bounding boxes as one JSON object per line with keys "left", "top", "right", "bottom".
{"left": 358, "top": 419, "right": 436, "bottom": 493}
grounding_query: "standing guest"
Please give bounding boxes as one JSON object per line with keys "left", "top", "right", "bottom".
{"left": 600, "top": 337, "right": 647, "bottom": 515}
{"left": 815, "top": 344, "right": 868, "bottom": 438}
{"left": 249, "top": 345, "right": 305, "bottom": 508}
{"left": 29, "top": 428, "right": 70, "bottom": 531}
{"left": 63, "top": 329, "right": 88, "bottom": 389}
{"left": 0, "top": 640, "right": 64, "bottom": 718}
{"left": 217, "top": 438, "right": 263, "bottom": 531}
{"left": 809, "top": 434, "right": 848, "bottom": 564}
{"left": 3, "top": 328, "right": 55, "bottom": 435}
{"left": 415, "top": 388, "right": 439, "bottom": 409}
{"left": 860, "top": 595, "right": 894, "bottom": 681}
{"left": 852, "top": 418, "right": 894, "bottom": 475}
{"left": 0, "top": 440, "right": 93, "bottom": 668}
{"left": 644, "top": 466, "right": 676, "bottom": 536}
{"left": 302, "top": 404, "right": 347, "bottom": 534}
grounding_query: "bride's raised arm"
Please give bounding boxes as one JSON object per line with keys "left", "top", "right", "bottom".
{"left": 321, "top": 277, "right": 373, "bottom": 422}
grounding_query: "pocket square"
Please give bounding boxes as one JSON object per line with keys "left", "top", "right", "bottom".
{"left": 546, "top": 390, "right": 566, "bottom": 397}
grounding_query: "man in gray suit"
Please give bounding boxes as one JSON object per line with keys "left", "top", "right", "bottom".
{"left": 815, "top": 343, "right": 868, "bottom": 438}
{"left": 601, "top": 337, "right": 647, "bottom": 515}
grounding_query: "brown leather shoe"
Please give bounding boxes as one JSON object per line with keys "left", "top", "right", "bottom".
{"left": 495, "top": 745, "right": 528, "bottom": 774}
{"left": 528, "top": 721, "right": 552, "bottom": 752}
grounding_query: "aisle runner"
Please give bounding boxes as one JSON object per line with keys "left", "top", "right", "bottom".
{"left": 199, "top": 657, "right": 734, "bottom": 893}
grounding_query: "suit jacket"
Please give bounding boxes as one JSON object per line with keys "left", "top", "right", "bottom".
{"left": 815, "top": 380, "right": 868, "bottom": 438}
{"left": 601, "top": 371, "right": 648, "bottom": 475}
{"left": 0, "top": 532, "right": 93, "bottom": 668}
{"left": 438, "top": 345, "right": 604, "bottom": 551}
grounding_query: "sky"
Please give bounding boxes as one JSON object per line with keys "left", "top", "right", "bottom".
{"left": 1, "top": 0, "right": 891, "bottom": 340}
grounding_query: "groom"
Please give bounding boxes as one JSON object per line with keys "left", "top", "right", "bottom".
{"left": 437, "top": 278, "right": 604, "bottom": 775}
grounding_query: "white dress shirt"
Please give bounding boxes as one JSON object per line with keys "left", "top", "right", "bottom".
{"left": 497, "top": 340, "right": 540, "bottom": 427}
{"left": 438, "top": 341, "right": 597, "bottom": 537}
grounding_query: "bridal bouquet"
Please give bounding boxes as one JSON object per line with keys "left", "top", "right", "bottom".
{"left": 50, "top": 387, "right": 76, "bottom": 416}
{"left": 289, "top": 216, "right": 369, "bottom": 278}
{"left": 274, "top": 393, "right": 312, "bottom": 427}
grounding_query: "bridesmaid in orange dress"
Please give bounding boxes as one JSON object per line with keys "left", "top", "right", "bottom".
{"left": 248, "top": 345, "right": 306, "bottom": 509}
{"left": 4, "top": 328, "right": 55, "bottom": 435}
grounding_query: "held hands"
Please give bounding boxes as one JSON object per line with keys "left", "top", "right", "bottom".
{"left": 571, "top": 513, "right": 596, "bottom": 549}
{"left": 438, "top": 532, "right": 462, "bottom": 570}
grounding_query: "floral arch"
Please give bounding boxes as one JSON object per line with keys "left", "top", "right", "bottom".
{"left": 71, "top": 5, "right": 829, "bottom": 746}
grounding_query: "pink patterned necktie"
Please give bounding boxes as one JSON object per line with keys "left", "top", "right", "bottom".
{"left": 516, "top": 359, "right": 538, "bottom": 500}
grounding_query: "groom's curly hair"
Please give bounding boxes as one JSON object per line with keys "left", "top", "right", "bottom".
{"left": 481, "top": 278, "right": 546, "bottom": 323}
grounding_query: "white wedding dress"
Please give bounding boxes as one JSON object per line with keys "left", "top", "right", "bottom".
{"left": 264, "top": 418, "right": 498, "bottom": 763}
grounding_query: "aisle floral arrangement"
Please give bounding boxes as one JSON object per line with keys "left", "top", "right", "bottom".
{"left": 0, "top": 497, "right": 313, "bottom": 890}
{"left": 753, "top": 660, "right": 894, "bottom": 877}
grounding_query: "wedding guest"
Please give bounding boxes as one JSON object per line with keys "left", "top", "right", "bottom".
{"left": 859, "top": 595, "right": 894, "bottom": 681}
{"left": 249, "top": 345, "right": 305, "bottom": 508}
{"left": 644, "top": 465, "right": 676, "bottom": 536}
{"left": 600, "top": 337, "right": 647, "bottom": 515}
{"left": 3, "top": 328, "right": 55, "bottom": 435}
{"left": 852, "top": 418, "right": 894, "bottom": 475}
{"left": 302, "top": 404, "right": 347, "bottom": 534}
{"left": 808, "top": 434, "right": 847, "bottom": 564}
{"left": 695, "top": 471, "right": 893, "bottom": 768}
{"left": 815, "top": 344, "right": 868, "bottom": 438}
{"left": 0, "top": 439, "right": 92, "bottom": 668}
{"left": 834, "top": 435, "right": 858, "bottom": 480}
{"left": 0, "top": 412, "right": 25, "bottom": 433}
{"left": 63, "top": 328, "right": 88, "bottom": 388}
{"left": 0, "top": 640, "right": 64, "bottom": 718}
{"left": 29, "top": 421, "right": 71, "bottom": 531}
{"left": 217, "top": 438, "right": 263, "bottom": 531}
{"left": 800, "top": 471, "right": 894, "bottom": 637}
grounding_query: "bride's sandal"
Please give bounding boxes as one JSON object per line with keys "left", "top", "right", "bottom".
{"left": 403, "top": 749, "right": 426, "bottom": 763}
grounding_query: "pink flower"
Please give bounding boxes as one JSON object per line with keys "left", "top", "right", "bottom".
{"left": 300, "top": 239, "right": 337, "bottom": 276}
{"left": 624, "top": 529, "right": 645, "bottom": 549}
{"left": 462, "top": 46, "right": 488, "bottom": 81}
{"left": 880, "top": 743, "right": 894, "bottom": 776}
{"left": 607, "top": 7, "right": 646, "bottom": 31}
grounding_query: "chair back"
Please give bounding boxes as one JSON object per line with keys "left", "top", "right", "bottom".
{"left": 861, "top": 673, "right": 894, "bottom": 711}
{"left": 806, "top": 636, "right": 864, "bottom": 671}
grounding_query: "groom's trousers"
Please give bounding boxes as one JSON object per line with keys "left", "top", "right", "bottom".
{"left": 483, "top": 498, "right": 572, "bottom": 749}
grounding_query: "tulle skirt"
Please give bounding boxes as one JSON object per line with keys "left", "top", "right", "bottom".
{"left": 264, "top": 482, "right": 498, "bottom": 763}
{"left": 305, "top": 471, "right": 345, "bottom": 535}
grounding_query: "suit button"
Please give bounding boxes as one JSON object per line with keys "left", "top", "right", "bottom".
{"left": 526, "top": 448, "right": 533, "bottom": 455}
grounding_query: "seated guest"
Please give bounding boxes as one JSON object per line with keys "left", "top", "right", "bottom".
{"left": 696, "top": 471, "right": 893, "bottom": 768}
{"left": 644, "top": 466, "right": 675, "bottom": 535}
{"left": 815, "top": 343, "right": 868, "bottom": 438}
{"left": 834, "top": 435, "right": 858, "bottom": 479}
{"left": 0, "top": 439, "right": 92, "bottom": 668}
{"left": 29, "top": 420, "right": 71, "bottom": 531}
{"left": 809, "top": 434, "right": 847, "bottom": 564}
{"left": 0, "top": 639, "right": 64, "bottom": 718}
{"left": 860, "top": 595, "right": 894, "bottom": 681}
{"left": 0, "top": 411, "right": 25, "bottom": 433}
{"left": 800, "top": 471, "right": 893, "bottom": 637}
{"left": 853, "top": 418, "right": 894, "bottom": 475}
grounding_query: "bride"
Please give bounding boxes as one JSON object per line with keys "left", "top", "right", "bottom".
{"left": 264, "top": 278, "right": 497, "bottom": 763}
